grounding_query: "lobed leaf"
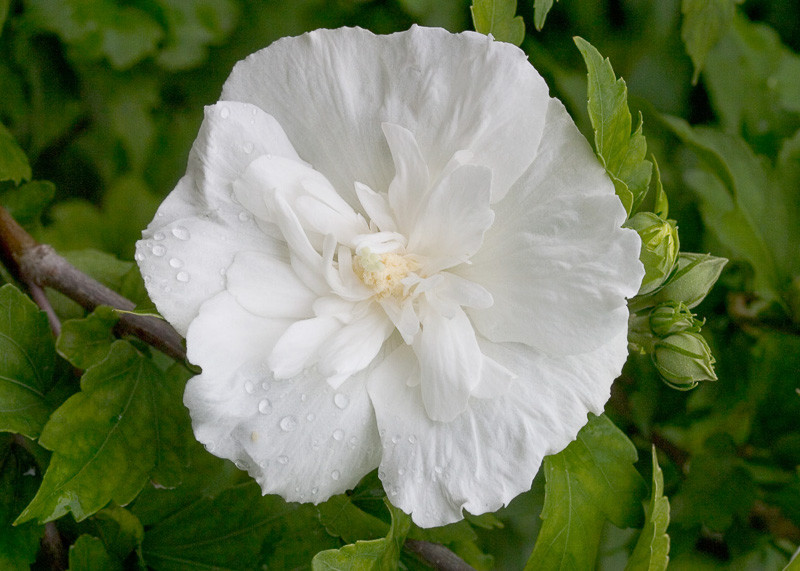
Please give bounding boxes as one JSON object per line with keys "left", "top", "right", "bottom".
{"left": 57, "top": 306, "right": 119, "bottom": 370}
{"left": 0, "top": 437, "right": 44, "bottom": 570}
{"left": 574, "top": 37, "right": 653, "bottom": 216}
{"left": 681, "top": 0, "right": 740, "bottom": 84}
{"left": 0, "top": 285, "right": 56, "bottom": 439}
{"left": 16, "top": 341, "right": 189, "bottom": 524}
{"left": 625, "top": 447, "right": 670, "bottom": 571}
{"left": 68, "top": 535, "right": 121, "bottom": 571}
{"left": 525, "top": 415, "right": 647, "bottom": 569}
{"left": 318, "top": 494, "right": 389, "bottom": 544}
{"left": 470, "top": 0, "right": 525, "bottom": 46}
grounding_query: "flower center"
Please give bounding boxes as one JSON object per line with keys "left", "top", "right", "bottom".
{"left": 353, "top": 248, "right": 419, "bottom": 299}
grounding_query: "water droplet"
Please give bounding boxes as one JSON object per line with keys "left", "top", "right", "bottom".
{"left": 398, "top": 468, "right": 405, "bottom": 475}
{"left": 391, "top": 435, "right": 400, "bottom": 444}
{"left": 238, "top": 211, "right": 250, "bottom": 222}
{"left": 300, "top": 393, "right": 307, "bottom": 402}
{"left": 434, "top": 466, "right": 443, "bottom": 474}
{"left": 331, "top": 470, "right": 341, "bottom": 481}
{"left": 390, "top": 486, "right": 398, "bottom": 496}
{"left": 311, "top": 439, "right": 320, "bottom": 450}
{"left": 333, "top": 393, "right": 349, "bottom": 409}
{"left": 152, "top": 245, "right": 166, "bottom": 257}
{"left": 153, "top": 232, "right": 165, "bottom": 241}
{"left": 203, "top": 442, "right": 215, "bottom": 453}
{"left": 176, "top": 271, "right": 190, "bottom": 283}
{"left": 280, "top": 415, "right": 298, "bottom": 432}
{"left": 134, "top": 252, "right": 144, "bottom": 261}
{"left": 332, "top": 429, "right": 344, "bottom": 441}
{"left": 143, "top": 275, "right": 151, "bottom": 284}
{"left": 408, "top": 435, "right": 417, "bottom": 444}
{"left": 258, "top": 399, "right": 271, "bottom": 414}
{"left": 278, "top": 455, "right": 288, "bottom": 465}
{"left": 234, "top": 460, "right": 247, "bottom": 470}
{"left": 220, "top": 106, "right": 230, "bottom": 119}
{"left": 169, "top": 257, "right": 183, "bottom": 268}
{"left": 172, "top": 226, "right": 190, "bottom": 240}
{"left": 348, "top": 436, "right": 358, "bottom": 449}
{"left": 311, "top": 487, "right": 318, "bottom": 495}
{"left": 244, "top": 381, "right": 255, "bottom": 394}
{"left": 261, "top": 381, "right": 269, "bottom": 390}
{"left": 242, "top": 142, "right": 254, "bottom": 154}
{"left": 164, "top": 286, "right": 172, "bottom": 293}
{"left": 306, "top": 413, "right": 316, "bottom": 422}
{"left": 219, "top": 268, "right": 227, "bottom": 275}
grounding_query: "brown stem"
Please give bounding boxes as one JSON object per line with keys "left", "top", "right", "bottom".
{"left": 0, "top": 204, "right": 186, "bottom": 361}
{"left": 405, "top": 539, "right": 476, "bottom": 571}
{"left": 42, "top": 521, "right": 68, "bottom": 571}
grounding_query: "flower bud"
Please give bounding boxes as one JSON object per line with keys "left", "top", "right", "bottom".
{"left": 649, "top": 252, "right": 727, "bottom": 309}
{"left": 625, "top": 212, "right": 679, "bottom": 296}
{"left": 652, "top": 331, "right": 717, "bottom": 390}
{"left": 649, "top": 301, "right": 701, "bottom": 338}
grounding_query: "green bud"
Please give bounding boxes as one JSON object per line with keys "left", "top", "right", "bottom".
{"left": 625, "top": 212, "right": 680, "bottom": 295}
{"left": 649, "top": 301, "right": 702, "bottom": 338}
{"left": 652, "top": 331, "right": 717, "bottom": 390}
{"left": 649, "top": 252, "right": 728, "bottom": 309}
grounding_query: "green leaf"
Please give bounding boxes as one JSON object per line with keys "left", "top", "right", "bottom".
{"left": 681, "top": 0, "right": 740, "bottom": 84}
{"left": 312, "top": 500, "right": 411, "bottom": 571}
{"left": 574, "top": 37, "right": 653, "bottom": 215}
{"left": 533, "top": 0, "right": 557, "bottom": 31}
{"left": 0, "top": 437, "right": 45, "bottom": 570}
{"left": 57, "top": 306, "right": 119, "bottom": 370}
{"left": 0, "top": 284, "right": 56, "bottom": 439}
{"left": 68, "top": 535, "right": 121, "bottom": 571}
{"left": 0, "top": 0, "right": 9, "bottom": 36}
{"left": 318, "top": 494, "right": 389, "bottom": 544}
{"left": 92, "top": 505, "right": 145, "bottom": 562}
{"left": 16, "top": 341, "right": 189, "bottom": 524}
{"left": 0, "top": 122, "right": 31, "bottom": 185}
{"left": 652, "top": 157, "right": 669, "bottom": 220}
{"left": 626, "top": 447, "right": 670, "bottom": 571}
{"left": 470, "top": 0, "right": 525, "bottom": 46}
{"left": 525, "top": 415, "right": 647, "bottom": 570}
{"left": 0, "top": 180, "right": 55, "bottom": 229}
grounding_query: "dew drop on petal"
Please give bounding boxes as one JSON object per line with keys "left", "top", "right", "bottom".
{"left": 331, "top": 470, "right": 340, "bottom": 481}
{"left": 242, "top": 142, "right": 254, "bottom": 154}
{"left": 391, "top": 435, "right": 400, "bottom": 444}
{"left": 398, "top": 468, "right": 405, "bottom": 475}
{"left": 134, "top": 252, "right": 144, "bottom": 262}
{"left": 306, "top": 413, "right": 316, "bottom": 422}
{"left": 152, "top": 245, "right": 166, "bottom": 257}
{"left": 244, "top": 381, "right": 255, "bottom": 394}
{"left": 332, "top": 429, "right": 344, "bottom": 441}
{"left": 238, "top": 211, "right": 250, "bottom": 222}
{"left": 333, "top": 393, "right": 349, "bottom": 409}
{"left": 311, "top": 439, "right": 320, "bottom": 450}
{"left": 169, "top": 257, "right": 183, "bottom": 268}
{"left": 176, "top": 271, "right": 190, "bottom": 283}
{"left": 311, "top": 487, "right": 318, "bottom": 495}
{"left": 434, "top": 466, "right": 443, "bottom": 474}
{"left": 278, "top": 455, "right": 288, "bottom": 465}
{"left": 348, "top": 436, "right": 358, "bottom": 449}
{"left": 300, "top": 393, "right": 307, "bottom": 402}
{"left": 280, "top": 415, "right": 298, "bottom": 432}
{"left": 235, "top": 460, "right": 247, "bottom": 470}
{"left": 153, "top": 232, "right": 165, "bottom": 241}
{"left": 408, "top": 435, "right": 417, "bottom": 444}
{"left": 172, "top": 226, "right": 190, "bottom": 240}
{"left": 258, "top": 399, "right": 271, "bottom": 414}
{"left": 220, "top": 106, "right": 230, "bottom": 119}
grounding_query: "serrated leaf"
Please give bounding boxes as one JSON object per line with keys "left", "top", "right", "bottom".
{"left": 93, "top": 505, "right": 144, "bottom": 561}
{"left": 533, "top": 0, "right": 557, "bottom": 31}
{"left": 319, "top": 494, "right": 389, "bottom": 544}
{"left": 68, "top": 535, "right": 121, "bottom": 571}
{"left": 574, "top": 37, "right": 653, "bottom": 215}
{"left": 0, "top": 437, "right": 45, "bottom": 570}
{"left": 0, "top": 284, "right": 56, "bottom": 439}
{"left": 470, "top": 0, "right": 525, "bottom": 46}
{"left": 16, "top": 341, "right": 189, "bottom": 523}
{"left": 312, "top": 500, "right": 411, "bottom": 571}
{"left": 57, "top": 306, "right": 119, "bottom": 370}
{"left": 525, "top": 415, "right": 647, "bottom": 570}
{"left": 681, "top": 0, "right": 740, "bottom": 83}
{"left": 0, "top": 122, "right": 31, "bottom": 185}
{"left": 626, "top": 447, "right": 670, "bottom": 571}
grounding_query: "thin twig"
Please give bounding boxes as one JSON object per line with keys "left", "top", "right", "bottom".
{"left": 405, "top": 539, "right": 476, "bottom": 571}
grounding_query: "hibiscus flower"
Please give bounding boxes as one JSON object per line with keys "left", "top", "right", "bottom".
{"left": 136, "top": 26, "right": 643, "bottom": 528}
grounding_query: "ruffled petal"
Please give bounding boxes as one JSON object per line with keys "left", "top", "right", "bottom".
{"left": 268, "top": 316, "right": 343, "bottom": 379}
{"left": 185, "top": 293, "right": 381, "bottom": 501}
{"left": 221, "top": 26, "right": 550, "bottom": 204}
{"left": 457, "top": 99, "right": 643, "bottom": 355}
{"left": 368, "top": 330, "right": 629, "bottom": 528}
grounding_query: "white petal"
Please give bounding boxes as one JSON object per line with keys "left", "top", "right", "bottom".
{"left": 412, "top": 307, "right": 482, "bottom": 422}
{"left": 221, "top": 27, "right": 549, "bottom": 204}
{"left": 268, "top": 316, "right": 343, "bottom": 379}
{"left": 383, "top": 122, "right": 430, "bottom": 234}
{"left": 407, "top": 163, "right": 494, "bottom": 274}
{"left": 457, "top": 99, "right": 643, "bottom": 355}
{"left": 226, "top": 251, "right": 316, "bottom": 319}
{"left": 137, "top": 175, "right": 284, "bottom": 336}
{"left": 354, "top": 182, "right": 397, "bottom": 233}
{"left": 367, "top": 330, "right": 629, "bottom": 528}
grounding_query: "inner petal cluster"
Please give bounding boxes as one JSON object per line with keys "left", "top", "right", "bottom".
{"left": 353, "top": 249, "right": 419, "bottom": 299}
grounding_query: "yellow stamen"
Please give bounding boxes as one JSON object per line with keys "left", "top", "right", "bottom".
{"left": 353, "top": 248, "right": 419, "bottom": 299}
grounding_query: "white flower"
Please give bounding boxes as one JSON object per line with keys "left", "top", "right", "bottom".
{"left": 136, "top": 26, "right": 643, "bottom": 528}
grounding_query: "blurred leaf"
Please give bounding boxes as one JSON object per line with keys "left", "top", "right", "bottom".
{"left": 0, "top": 122, "right": 31, "bottom": 185}
{"left": 312, "top": 500, "right": 411, "bottom": 571}
{"left": 0, "top": 180, "right": 55, "bottom": 229}
{"left": 0, "top": 285, "right": 56, "bottom": 439}
{"left": 0, "top": 437, "right": 44, "bottom": 570}
{"left": 68, "top": 535, "right": 120, "bottom": 571}
{"left": 533, "top": 0, "right": 557, "bottom": 31}
{"left": 92, "top": 505, "right": 144, "bottom": 562}
{"left": 525, "top": 415, "right": 647, "bottom": 569}
{"left": 470, "top": 0, "right": 525, "bottom": 46}
{"left": 626, "top": 447, "right": 670, "bottom": 571}
{"left": 106, "top": 79, "right": 159, "bottom": 174}
{"left": 57, "top": 306, "right": 119, "bottom": 370}
{"left": 662, "top": 116, "right": 785, "bottom": 301}
{"left": 652, "top": 157, "right": 668, "bottom": 220}
{"left": 574, "top": 37, "right": 653, "bottom": 215}
{"left": 156, "top": 0, "right": 240, "bottom": 70}
{"left": 680, "top": 0, "right": 739, "bottom": 84}
{"left": 0, "top": 0, "right": 9, "bottom": 36}
{"left": 27, "top": 0, "right": 163, "bottom": 69}
{"left": 16, "top": 341, "right": 189, "bottom": 523}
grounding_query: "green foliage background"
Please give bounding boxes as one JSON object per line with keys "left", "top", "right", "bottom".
{"left": 1, "top": 0, "right": 799, "bottom": 569}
